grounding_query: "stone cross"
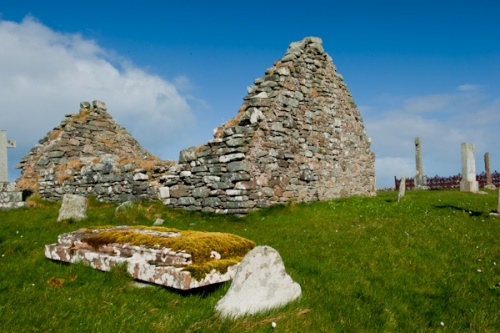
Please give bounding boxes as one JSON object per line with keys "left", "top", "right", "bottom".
{"left": 414, "top": 137, "right": 427, "bottom": 189}
{"left": 0, "top": 130, "right": 16, "bottom": 182}
{"left": 460, "top": 142, "right": 479, "bottom": 192}
{"left": 484, "top": 152, "right": 496, "bottom": 190}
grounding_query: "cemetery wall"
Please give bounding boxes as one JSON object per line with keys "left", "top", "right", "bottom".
{"left": 16, "top": 37, "right": 376, "bottom": 214}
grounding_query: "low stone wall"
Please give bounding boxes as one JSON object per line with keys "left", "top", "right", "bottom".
{"left": 0, "top": 182, "right": 27, "bottom": 210}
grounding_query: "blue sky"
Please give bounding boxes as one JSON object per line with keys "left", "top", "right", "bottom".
{"left": 1, "top": 0, "right": 499, "bottom": 188}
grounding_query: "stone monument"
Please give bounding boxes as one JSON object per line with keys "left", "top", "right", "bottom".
{"left": 215, "top": 246, "right": 301, "bottom": 318}
{"left": 484, "top": 153, "right": 496, "bottom": 190}
{"left": 398, "top": 175, "right": 406, "bottom": 202}
{"left": 414, "top": 137, "right": 427, "bottom": 189}
{"left": 0, "top": 130, "right": 27, "bottom": 210}
{"left": 0, "top": 130, "right": 16, "bottom": 182}
{"left": 460, "top": 143, "right": 479, "bottom": 193}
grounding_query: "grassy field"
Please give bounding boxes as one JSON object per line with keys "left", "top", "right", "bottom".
{"left": 0, "top": 189, "right": 499, "bottom": 332}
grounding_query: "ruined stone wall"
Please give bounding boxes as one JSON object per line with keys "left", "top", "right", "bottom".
{"left": 17, "top": 37, "right": 375, "bottom": 214}
{"left": 0, "top": 182, "right": 27, "bottom": 210}
{"left": 157, "top": 37, "right": 375, "bottom": 214}
{"left": 16, "top": 101, "right": 166, "bottom": 201}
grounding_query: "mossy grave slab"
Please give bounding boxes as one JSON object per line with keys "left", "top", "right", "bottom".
{"left": 45, "top": 225, "right": 255, "bottom": 290}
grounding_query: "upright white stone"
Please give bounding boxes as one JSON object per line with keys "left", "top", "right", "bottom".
{"left": 215, "top": 245, "right": 301, "bottom": 318}
{"left": 0, "top": 130, "right": 16, "bottom": 182}
{"left": 398, "top": 175, "right": 406, "bottom": 202}
{"left": 460, "top": 143, "right": 479, "bottom": 192}
{"left": 57, "top": 194, "right": 88, "bottom": 222}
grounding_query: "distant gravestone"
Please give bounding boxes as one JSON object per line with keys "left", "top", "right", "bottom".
{"left": 0, "top": 130, "right": 16, "bottom": 182}
{"left": 414, "top": 137, "right": 427, "bottom": 189}
{"left": 57, "top": 194, "right": 87, "bottom": 222}
{"left": 484, "top": 153, "right": 496, "bottom": 190}
{"left": 460, "top": 143, "right": 479, "bottom": 193}
{"left": 215, "top": 245, "right": 301, "bottom": 318}
{"left": 398, "top": 175, "right": 406, "bottom": 202}
{"left": 490, "top": 190, "right": 500, "bottom": 218}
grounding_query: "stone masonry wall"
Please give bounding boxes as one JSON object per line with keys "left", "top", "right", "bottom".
{"left": 16, "top": 100, "right": 166, "bottom": 202}
{"left": 0, "top": 182, "right": 27, "bottom": 210}
{"left": 16, "top": 37, "right": 375, "bottom": 214}
{"left": 157, "top": 37, "right": 375, "bottom": 214}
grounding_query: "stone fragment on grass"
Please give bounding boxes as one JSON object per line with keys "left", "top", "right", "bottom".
{"left": 45, "top": 226, "right": 255, "bottom": 290}
{"left": 153, "top": 218, "right": 164, "bottom": 226}
{"left": 115, "top": 200, "right": 134, "bottom": 214}
{"left": 57, "top": 194, "right": 87, "bottom": 222}
{"left": 215, "top": 245, "right": 301, "bottom": 318}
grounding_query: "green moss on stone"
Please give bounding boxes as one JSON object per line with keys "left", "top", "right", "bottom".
{"left": 82, "top": 226, "right": 255, "bottom": 280}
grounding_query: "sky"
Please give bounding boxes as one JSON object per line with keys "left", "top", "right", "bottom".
{"left": 0, "top": 0, "right": 499, "bottom": 188}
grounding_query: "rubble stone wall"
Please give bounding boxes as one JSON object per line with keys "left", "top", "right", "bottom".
{"left": 0, "top": 182, "right": 27, "bottom": 210}
{"left": 16, "top": 37, "right": 376, "bottom": 214}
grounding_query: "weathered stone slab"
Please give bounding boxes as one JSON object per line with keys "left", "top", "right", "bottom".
{"left": 215, "top": 245, "right": 301, "bottom": 318}
{"left": 57, "top": 194, "right": 87, "bottom": 222}
{"left": 45, "top": 226, "right": 255, "bottom": 290}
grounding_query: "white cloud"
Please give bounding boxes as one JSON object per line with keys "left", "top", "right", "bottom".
{"left": 402, "top": 94, "right": 455, "bottom": 113}
{"left": 458, "top": 84, "right": 481, "bottom": 92}
{"left": 0, "top": 17, "right": 200, "bottom": 181}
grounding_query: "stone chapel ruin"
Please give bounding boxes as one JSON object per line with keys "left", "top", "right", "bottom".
{"left": 16, "top": 37, "right": 376, "bottom": 214}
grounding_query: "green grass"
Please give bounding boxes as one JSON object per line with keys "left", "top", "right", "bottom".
{"left": 1, "top": 190, "right": 499, "bottom": 332}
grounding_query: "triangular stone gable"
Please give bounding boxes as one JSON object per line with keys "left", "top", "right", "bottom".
{"left": 169, "top": 37, "right": 375, "bottom": 213}
{"left": 16, "top": 100, "right": 159, "bottom": 192}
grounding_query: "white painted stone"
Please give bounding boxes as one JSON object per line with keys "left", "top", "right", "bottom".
{"left": 216, "top": 245, "right": 301, "bottom": 318}
{"left": 57, "top": 194, "right": 87, "bottom": 222}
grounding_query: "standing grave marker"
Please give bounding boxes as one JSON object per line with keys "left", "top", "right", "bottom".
{"left": 460, "top": 143, "right": 479, "bottom": 193}
{"left": 0, "top": 130, "right": 16, "bottom": 182}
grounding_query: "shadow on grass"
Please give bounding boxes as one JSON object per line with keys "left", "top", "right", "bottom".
{"left": 433, "top": 205, "right": 486, "bottom": 217}
{"left": 165, "top": 281, "right": 228, "bottom": 298}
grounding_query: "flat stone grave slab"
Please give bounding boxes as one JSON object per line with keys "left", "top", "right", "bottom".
{"left": 45, "top": 225, "right": 255, "bottom": 290}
